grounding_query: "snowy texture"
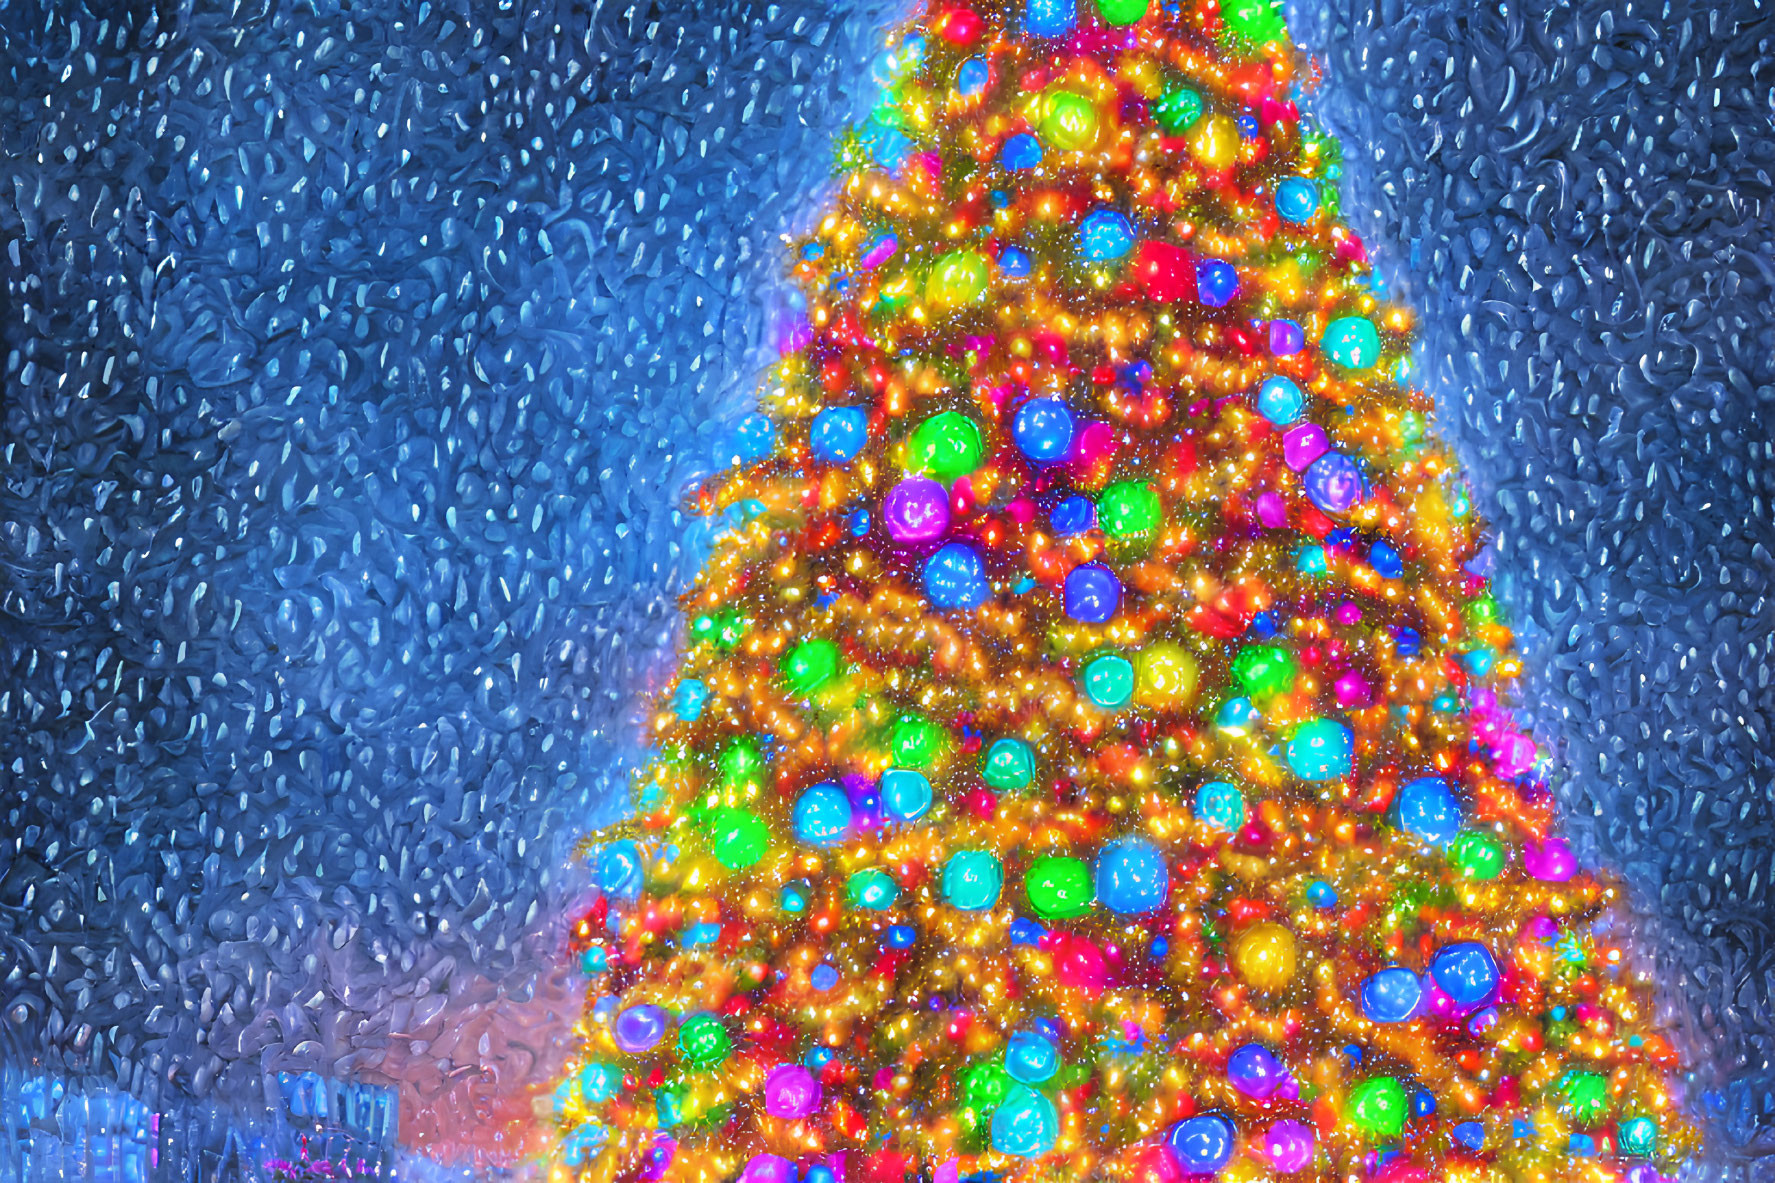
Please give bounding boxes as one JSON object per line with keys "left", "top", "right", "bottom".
{"left": 0, "top": 0, "right": 1770, "bottom": 1174}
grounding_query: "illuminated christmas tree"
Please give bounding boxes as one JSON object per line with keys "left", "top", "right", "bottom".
{"left": 547, "top": 0, "right": 1699, "bottom": 1180}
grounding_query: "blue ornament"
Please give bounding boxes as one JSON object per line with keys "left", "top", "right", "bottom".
{"left": 1094, "top": 837, "right": 1169, "bottom": 914}
{"left": 1005, "top": 1030, "right": 1060, "bottom": 1083}
{"left": 1360, "top": 965, "right": 1424, "bottom": 1024}
{"left": 1166, "top": 1114, "right": 1236, "bottom": 1173}
{"left": 1195, "top": 780, "right": 1246, "bottom": 831}
{"left": 578, "top": 1063, "right": 620, "bottom": 1103}
{"left": 1255, "top": 375, "right": 1306, "bottom": 425}
{"left": 1196, "top": 258, "right": 1240, "bottom": 307}
{"left": 992, "top": 1085, "right": 1059, "bottom": 1157}
{"left": 1010, "top": 917, "right": 1047, "bottom": 946}
{"left": 673, "top": 679, "right": 709, "bottom": 722}
{"left": 1079, "top": 209, "right": 1136, "bottom": 261}
{"left": 880, "top": 768, "right": 933, "bottom": 821}
{"left": 923, "top": 542, "right": 990, "bottom": 610}
{"left": 1001, "top": 132, "right": 1043, "bottom": 170}
{"left": 1396, "top": 776, "right": 1461, "bottom": 846}
{"left": 1430, "top": 942, "right": 1500, "bottom": 1009}
{"left": 942, "top": 850, "right": 1003, "bottom": 911}
{"left": 810, "top": 406, "right": 868, "bottom": 464}
{"left": 1453, "top": 1122, "right": 1486, "bottom": 1151}
{"left": 1051, "top": 495, "right": 1096, "bottom": 536}
{"left": 1227, "top": 1044, "right": 1286, "bottom": 1099}
{"left": 1023, "top": 0, "right": 1077, "bottom": 38}
{"left": 1063, "top": 562, "right": 1121, "bottom": 624}
{"left": 887, "top": 924, "right": 918, "bottom": 948}
{"left": 1285, "top": 719, "right": 1353, "bottom": 780}
{"left": 1368, "top": 539, "right": 1404, "bottom": 579}
{"left": 1304, "top": 451, "right": 1363, "bottom": 515}
{"left": 811, "top": 964, "right": 840, "bottom": 991}
{"left": 597, "top": 841, "right": 643, "bottom": 900}
{"left": 1013, "top": 397, "right": 1075, "bottom": 461}
{"left": 793, "top": 782, "right": 853, "bottom": 846}
{"left": 1307, "top": 880, "right": 1337, "bottom": 909}
{"left": 860, "top": 117, "right": 912, "bottom": 170}
{"left": 999, "top": 245, "right": 1033, "bottom": 277}
{"left": 1274, "top": 176, "right": 1320, "bottom": 223}
{"left": 734, "top": 413, "right": 777, "bottom": 463}
{"left": 956, "top": 56, "right": 990, "bottom": 98}
{"left": 1412, "top": 1089, "right": 1438, "bottom": 1118}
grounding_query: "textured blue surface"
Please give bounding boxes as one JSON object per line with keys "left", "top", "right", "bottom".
{"left": 0, "top": 0, "right": 1771, "bottom": 1176}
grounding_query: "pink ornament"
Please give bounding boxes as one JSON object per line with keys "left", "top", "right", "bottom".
{"left": 1493, "top": 731, "right": 1537, "bottom": 778}
{"left": 1333, "top": 671, "right": 1372, "bottom": 708}
{"left": 764, "top": 1064, "right": 822, "bottom": 1119}
{"left": 1255, "top": 490, "right": 1289, "bottom": 529}
{"left": 1524, "top": 838, "right": 1576, "bottom": 883}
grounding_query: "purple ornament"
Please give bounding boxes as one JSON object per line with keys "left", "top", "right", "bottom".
{"left": 739, "top": 1154, "right": 796, "bottom": 1183}
{"left": 612, "top": 1003, "right": 668, "bottom": 1053}
{"left": 1282, "top": 423, "right": 1329, "bottom": 472}
{"left": 1304, "top": 452, "right": 1362, "bottom": 515}
{"left": 883, "top": 477, "right": 950, "bottom": 543}
{"left": 1269, "top": 319, "right": 1305, "bottom": 355}
{"left": 764, "top": 1064, "right": 822, "bottom": 1119}
{"left": 1227, "top": 1044, "right": 1286, "bottom": 1099}
{"left": 1262, "top": 1119, "right": 1315, "bottom": 1172}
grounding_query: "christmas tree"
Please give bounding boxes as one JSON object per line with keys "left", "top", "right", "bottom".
{"left": 547, "top": 0, "right": 1699, "bottom": 1179}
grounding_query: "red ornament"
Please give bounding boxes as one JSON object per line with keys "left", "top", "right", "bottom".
{"left": 1132, "top": 240, "right": 1197, "bottom": 303}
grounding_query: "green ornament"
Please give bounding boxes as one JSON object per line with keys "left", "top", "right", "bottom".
{"left": 1095, "top": 0, "right": 1148, "bottom": 25}
{"left": 981, "top": 738, "right": 1036, "bottom": 791}
{"left": 1324, "top": 316, "right": 1382, "bottom": 369}
{"left": 1097, "top": 481, "right": 1163, "bottom": 539}
{"left": 781, "top": 637, "right": 842, "bottom": 695}
{"left": 1025, "top": 855, "right": 1094, "bottom": 919}
{"left": 1220, "top": 0, "right": 1287, "bottom": 43}
{"left": 848, "top": 868, "right": 900, "bottom": 911}
{"left": 1450, "top": 831, "right": 1505, "bottom": 881}
{"left": 943, "top": 850, "right": 1004, "bottom": 911}
{"left": 892, "top": 714, "right": 947, "bottom": 768}
{"left": 1618, "top": 1115, "right": 1659, "bottom": 1157}
{"left": 1464, "top": 594, "right": 1502, "bottom": 628}
{"left": 1154, "top": 86, "right": 1204, "bottom": 135}
{"left": 708, "top": 807, "right": 770, "bottom": 870}
{"left": 1232, "top": 644, "right": 1296, "bottom": 700}
{"left": 676, "top": 1014, "right": 731, "bottom": 1067}
{"left": 1039, "top": 89, "right": 1099, "bottom": 151}
{"left": 719, "top": 738, "right": 765, "bottom": 788}
{"left": 926, "top": 250, "right": 991, "bottom": 310}
{"left": 1346, "top": 1076, "right": 1408, "bottom": 1140}
{"left": 906, "top": 410, "right": 985, "bottom": 481}
{"left": 1082, "top": 653, "right": 1135, "bottom": 709}
{"left": 1558, "top": 1071, "right": 1610, "bottom": 1126}
{"left": 962, "top": 1061, "right": 1013, "bottom": 1112}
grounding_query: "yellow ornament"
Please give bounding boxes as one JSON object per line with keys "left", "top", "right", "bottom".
{"left": 1189, "top": 114, "right": 1238, "bottom": 170}
{"left": 1039, "top": 88, "right": 1101, "bottom": 152}
{"left": 925, "top": 250, "right": 991, "bottom": 310}
{"left": 1134, "top": 643, "right": 1198, "bottom": 710}
{"left": 1232, "top": 921, "right": 1298, "bottom": 990}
